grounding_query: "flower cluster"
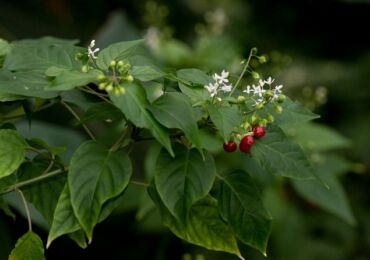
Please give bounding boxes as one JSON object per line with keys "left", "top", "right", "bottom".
{"left": 204, "top": 70, "right": 233, "bottom": 98}
{"left": 243, "top": 77, "right": 283, "bottom": 106}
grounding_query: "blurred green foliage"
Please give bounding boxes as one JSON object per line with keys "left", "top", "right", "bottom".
{"left": 0, "top": 0, "right": 369, "bottom": 259}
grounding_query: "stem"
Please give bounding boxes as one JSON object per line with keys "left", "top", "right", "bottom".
{"left": 26, "top": 147, "right": 65, "bottom": 169}
{"left": 61, "top": 101, "right": 96, "bottom": 141}
{"left": 130, "top": 180, "right": 150, "bottom": 187}
{"left": 17, "top": 189, "right": 32, "bottom": 231}
{"left": 0, "top": 169, "right": 66, "bottom": 196}
{"left": 80, "top": 86, "right": 112, "bottom": 104}
{"left": 229, "top": 48, "right": 254, "bottom": 97}
{"left": 110, "top": 125, "right": 132, "bottom": 152}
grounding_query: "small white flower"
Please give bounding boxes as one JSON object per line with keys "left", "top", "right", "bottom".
{"left": 274, "top": 84, "right": 283, "bottom": 93}
{"left": 243, "top": 85, "right": 253, "bottom": 94}
{"left": 204, "top": 82, "right": 219, "bottom": 97}
{"left": 221, "top": 84, "right": 232, "bottom": 93}
{"left": 252, "top": 84, "right": 266, "bottom": 97}
{"left": 259, "top": 79, "right": 266, "bottom": 87}
{"left": 253, "top": 98, "right": 265, "bottom": 106}
{"left": 88, "top": 39, "right": 100, "bottom": 59}
{"left": 264, "top": 77, "right": 274, "bottom": 85}
{"left": 213, "top": 70, "right": 230, "bottom": 84}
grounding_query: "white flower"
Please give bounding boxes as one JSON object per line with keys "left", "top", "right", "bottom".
{"left": 259, "top": 79, "right": 266, "bottom": 87}
{"left": 243, "top": 85, "right": 253, "bottom": 94}
{"left": 274, "top": 84, "right": 283, "bottom": 93}
{"left": 264, "top": 77, "right": 274, "bottom": 85}
{"left": 88, "top": 40, "right": 100, "bottom": 59}
{"left": 252, "top": 84, "right": 266, "bottom": 97}
{"left": 221, "top": 84, "right": 232, "bottom": 93}
{"left": 204, "top": 82, "right": 219, "bottom": 97}
{"left": 213, "top": 70, "right": 229, "bottom": 84}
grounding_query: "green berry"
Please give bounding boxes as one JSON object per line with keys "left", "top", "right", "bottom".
{"left": 251, "top": 71, "right": 260, "bottom": 79}
{"left": 277, "top": 94, "right": 286, "bottom": 103}
{"left": 274, "top": 105, "right": 283, "bottom": 114}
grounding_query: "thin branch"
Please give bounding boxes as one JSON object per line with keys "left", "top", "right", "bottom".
{"left": 61, "top": 101, "right": 96, "bottom": 140}
{"left": 229, "top": 48, "right": 254, "bottom": 97}
{"left": 0, "top": 168, "right": 66, "bottom": 196}
{"left": 80, "top": 86, "right": 112, "bottom": 104}
{"left": 17, "top": 189, "right": 32, "bottom": 231}
{"left": 130, "top": 180, "right": 150, "bottom": 187}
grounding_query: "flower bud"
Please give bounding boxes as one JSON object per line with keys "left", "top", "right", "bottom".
{"left": 251, "top": 71, "right": 260, "bottom": 79}
{"left": 277, "top": 94, "right": 286, "bottom": 103}
{"left": 242, "top": 122, "right": 251, "bottom": 130}
{"left": 267, "top": 114, "right": 274, "bottom": 123}
{"left": 251, "top": 115, "right": 259, "bottom": 125}
{"left": 109, "top": 60, "right": 117, "bottom": 68}
{"left": 105, "top": 84, "right": 114, "bottom": 92}
{"left": 274, "top": 105, "right": 283, "bottom": 114}
{"left": 81, "top": 65, "right": 89, "bottom": 73}
{"left": 256, "top": 102, "right": 264, "bottom": 110}
{"left": 117, "top": 60, "right": 125, "bottom": 68}
{"left": 259, "top": 119, "right": 268, "bottom": 127}
{"left": 251, "top": 47, "right": 258, "bottom": 55}
{"left": 237, "top": 96, "right": 246, "bottom": 103}
{"left": 125, "top": 75, "right": 134, "bottom": 82}
{"left": 75, "top": 52, "right": 84, "bottom": 60}
{"left": 118, "top": 86, "right": 126, "bottom": 95}
{"left": 98, "top": 82, "right": 107, "bottom": 90}
{"left": 258, "top": 55, "right": 267, "bottom": 64}
{"left": 263, "top": 90, "right": 274, "bottom": 100}
{"left": 97, "top": 74, "right": 107, "bottom": 82}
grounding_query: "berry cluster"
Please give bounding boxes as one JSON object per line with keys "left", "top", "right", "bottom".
{"left": 223, "top": 126, "right": 266, "bottom": 154}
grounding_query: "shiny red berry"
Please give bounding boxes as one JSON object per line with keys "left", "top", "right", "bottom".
{"left": 239, "top": 135, "right": 254, "bottom": 153}
{"left": 253, "top": 126, "right": 266, "bottom": 138}
{"left": 223, "top": 141, "right": 237, "bottom": 153}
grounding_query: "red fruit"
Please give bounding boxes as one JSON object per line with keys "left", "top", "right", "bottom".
{"left": 223, "top": 141, "right": 237, "bottom": 153}
{"left": 239, "top": 135, "right": 254, "bottom": 153}
{"left": 253, "top": 126, "right": 266, "bottom": 138}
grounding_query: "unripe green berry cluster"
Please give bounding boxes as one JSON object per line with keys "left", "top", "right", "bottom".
{"left": 97, "top": 60, "right": 134, "bottom": 96}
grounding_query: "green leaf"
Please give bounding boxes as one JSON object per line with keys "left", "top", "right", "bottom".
{"left": 130, "top": 65, "right": 164, "bottom": 81}
{"left": 0, "top": 38, "right": 11, "bottom": 56}
{"left": 68, "top": 230, "right": 87, "bottom": 249}
{"left": 18, "top": 161, "right": 65, "bottom": 224}
{"left": 148, "top": 187, "right": 242, "bottom": 259}
{"left": 218, "top": 170, "right": 272, "bottom": 255}
{"left": 267, "top": 97, "right": 319, "bottom": 126}
{"left": 0, "top": 70, "right": 58, "bottom": 98}
{"left": 0, "top": 197, "right": 16, "bottom": 220}
{"left": 178, "top": 82, "right": 209, "bottom": 105}
{"left": 176, "top": 68, "right": 211, "bottom": 86}
{"left": 207, "top": 103, "right": 243, "bottom": 142}
{"left": 284, "top": 123, "right": 351, "bottom": 151}
{"left": 9, "top": 231, "right": 45, "bottom": 260}
{"left": 251, "top": 125, "right": 314, "bottom": 180}
{"left": 47, "top": 184, "right": 81, "bottom": 248}
{"left": 0, "top": 129, "right": 27, "bottom": 179}
{"left": 110, "top": 82, "right": 173, "bottom": 156}
{"left": 292, "top": 155, "right": 356, "bottom": 225}
{"left": 148, "top": 92, "right": 203, "bottom": 153}
{"left": 4, "top": 39, "right": 82, "bottom": 72}
{"left": 154, "top": 143, "right": 216, "bottom": 221}
{"left": 79, "top": 102, "right": 124, "bottom": 124}
{"left": 0, "top": 91, "right": 25, "bottom": 102}
{"left": 96, "top": 39, "right": 144, "bottom": 70}
{"left": 47, "top": 69, "right": 102, "bottom": 91}
{"left": 68, "top": 141, "right": 132, "bottom": 240}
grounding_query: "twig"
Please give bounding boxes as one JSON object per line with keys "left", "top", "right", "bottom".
{"left": 16, "top": 189, "right": 32, "bottom": 231}
{"left": 229, "top": 48, "right": 254, "bottom": 97}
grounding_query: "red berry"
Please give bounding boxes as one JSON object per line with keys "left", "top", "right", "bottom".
{"left": 253, "top": 126, "right": 266, "bottom": 138}
{"left": 223, "top": 141, "right": 237, "bottom": 153}
{"left": 239, "top": 135, "right": 254, "bottom": 153}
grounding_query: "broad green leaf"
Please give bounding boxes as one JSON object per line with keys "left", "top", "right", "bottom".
{"left": 218, "top": 170, "right": 272, "bottom": 255}
{"left": 68, "top": 230, "right": 87, "bottom": 249}
{"left": 0, "top": 91, "right": 25, "bottom": 102}
{"left": 68, "top": 141, "right": 132, "bottom": 240}
{"left": 47, "top": 69, "right": 102, "bottom": 91}
{"left": 4, "top": 40, "right": 82, "bottom": 72}
{"left": 148, "top": 92, "right": 203, "bottom": 153}
{"left": 18, "top": 161, "right": 65, "bottom": 224}
{"left": 251, "top": 125, "right": 314, "bottom": 180}
{"left": 284, "top": 123, "right": 351, "bottom": 151}
{"left": 110, "top": 82, "right": 173, "bottom": 156}
{"left": 96, "top": 39, "right": 144, "bottom": 70}
{"left": 9, "top": 231, "right": 45, "bottom": 260}
{"left": 176, "top": 68, "right": 211, "bottom": 86}
{"left": 155, "top": 143, "right": 216, "bottom": 221}
{"left": 0, "top": 70, "right": 58, "bottom": 98}
{"left": 148, "top": 187, "right": 243, "bottom": 259}
{"left": 0, "top": 174, "right": 17, "bottom": 193}
{"left": 47, "top": 184, "right": 81, "bottom": 248}
{"left": 178, "top": 82, "right": 209, "bottom": 105}
{"left": 292, "top": 155, "right": 356, "bottom": 225}
{"left": 0, "top": 129, "right": 27, "bottom": 179}
{"left": 130, "top": 65, "right": 164, "bottom": 81}
{"left": 267, "top": 97, "right": 319, "bottom": 126}
{"left": 207, "top": 103, "right": 243, "bottom": 142}
{"left": 0, "top": 38, "right": 11, "bottom": 56}
{"left": 80, "top": 102, "right": 124, "bottom": 124}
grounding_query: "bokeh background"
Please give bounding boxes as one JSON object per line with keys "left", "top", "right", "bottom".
{"left": 0, "top": 0, "right": 369, "bottom": 259}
